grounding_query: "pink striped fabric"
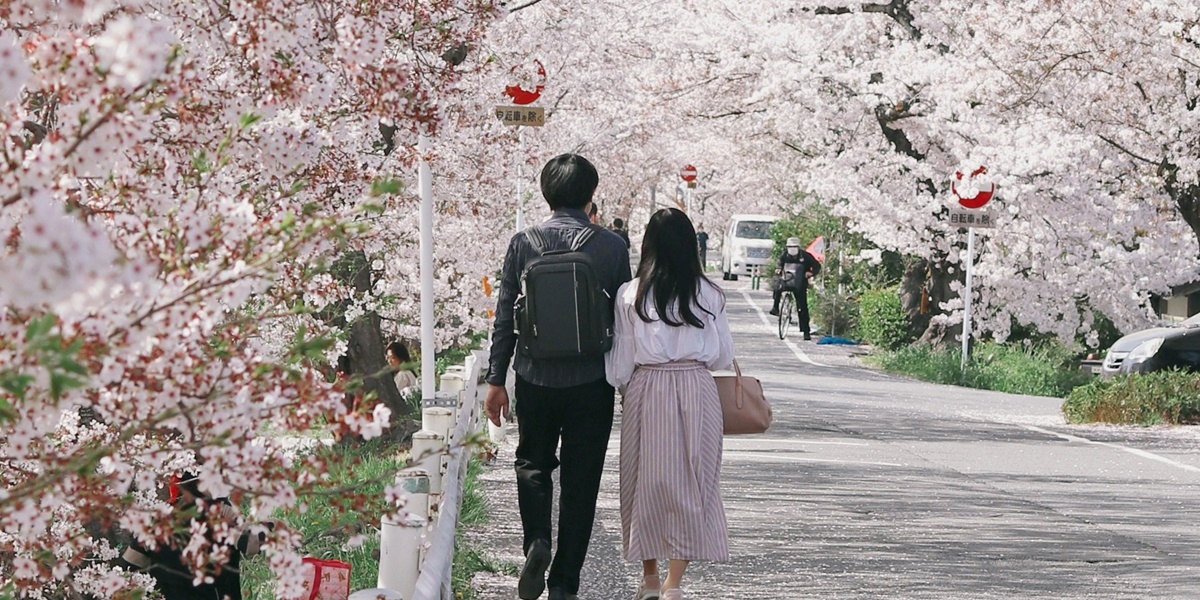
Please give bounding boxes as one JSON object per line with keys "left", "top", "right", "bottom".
{"left": 621, "top": 360, "right": 729, "bottom": 562}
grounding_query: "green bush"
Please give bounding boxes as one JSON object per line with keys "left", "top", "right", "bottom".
{"left": 858, "top": 288, "right": 909, "bottom": 349}
{"left": 1062, "top": 371, "right": 1200, "bottom": 425}
{"left": 810, "top": 288, "right": 858, "bottom": 339}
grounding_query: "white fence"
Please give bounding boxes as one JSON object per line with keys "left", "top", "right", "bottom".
{"left": 351, "top": 348, "right": 490, "bottom": 600}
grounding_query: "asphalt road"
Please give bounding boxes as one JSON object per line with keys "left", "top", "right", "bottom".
{"left": 467, "top": 278, "right": 1200, "bottom": 599}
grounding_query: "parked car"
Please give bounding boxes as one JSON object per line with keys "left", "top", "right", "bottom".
{"left": 1102, "top": 313, "right": 1200, "bottom": 375}
{"left": 721, "top": 214, "right": 777, "bottom": 280}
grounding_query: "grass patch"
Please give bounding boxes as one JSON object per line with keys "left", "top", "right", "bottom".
{"left": 868, "top": 343, "right": 966, "bottom": 386}
{"left": 242, "top": 441, "right": 508, "bottom": 599}
{"left": 242, "top": 439, "right": 405, "bottom": 598}
{"left": 452, "top": 452, "right": 517, "bottom": 598}
{"left": 1062, "top": 370, "right": 1200, "bottom": 425}
{"left": 869, "top": 341, "right": 1092, "bottom": 398}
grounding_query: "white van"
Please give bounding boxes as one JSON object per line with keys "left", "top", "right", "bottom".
{"left": 721, "top": 214, "right": 778, "bottom": 280}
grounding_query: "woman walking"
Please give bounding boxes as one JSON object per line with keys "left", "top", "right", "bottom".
{"left": 606, "top": 208, "right": 735, "bottom": 600}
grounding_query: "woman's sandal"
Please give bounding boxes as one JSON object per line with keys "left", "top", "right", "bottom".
{"left": 632, "top": 576, "right": 660, "bottom": 600}
{"left": 661, "top": 589, "right": 682, "bottom": 600}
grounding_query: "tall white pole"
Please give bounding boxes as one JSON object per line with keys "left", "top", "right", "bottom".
{"left": 961, "top": 226, "right": 976, "bottom": 371}
{"left": 515, "top": 128, "right": 525, "bottom": 235}
{"left": 419, "top": 133, "right": 435, "bottom": 402}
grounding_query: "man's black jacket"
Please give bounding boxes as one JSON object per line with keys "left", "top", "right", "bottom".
{"left": 776, "top": 249, "right": 821, "bottom": 291}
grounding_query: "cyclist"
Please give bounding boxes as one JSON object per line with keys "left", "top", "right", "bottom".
{"left": 768, "top": 237, "right": 821, "bottom": 340}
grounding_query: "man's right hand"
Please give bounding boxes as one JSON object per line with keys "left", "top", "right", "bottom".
{"left": 485, "top": 384, "right": 510, "bottom": 427}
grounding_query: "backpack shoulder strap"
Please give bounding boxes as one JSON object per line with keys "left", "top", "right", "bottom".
{"left": 569, "top": 224, "right": 600, "bottom": 252}
{"left": 525, "top": 226, "right": 548, "bottom": 256}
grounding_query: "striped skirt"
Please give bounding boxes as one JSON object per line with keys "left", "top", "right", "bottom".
{"left": 620, "top": 360, "right": 729, "bottom": 562}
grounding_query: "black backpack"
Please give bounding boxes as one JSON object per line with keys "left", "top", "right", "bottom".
{"left": 515, "top": 225, "right": 614, "bottom": 359}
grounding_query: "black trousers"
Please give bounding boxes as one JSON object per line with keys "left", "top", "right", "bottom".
{"left": 773, "top": 284, "right": 812, "bottom": 334}
{"left": 514, "top": 376, "right": 615, "bottom": 595}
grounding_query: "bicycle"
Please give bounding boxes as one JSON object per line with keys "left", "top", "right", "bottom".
{"left": 778, "top": 289, "right": 795, "bottom": 340}
{"left": 777, "top": 264, "right": 803, "bottom": 339}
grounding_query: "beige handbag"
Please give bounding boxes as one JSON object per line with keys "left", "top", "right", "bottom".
{"left": 714, "top": 359, "right": 772, "bottom": 435}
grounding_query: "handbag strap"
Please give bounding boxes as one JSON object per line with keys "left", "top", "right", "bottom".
{"left": 732, "top": 358, "right": 745, "bottom": 409}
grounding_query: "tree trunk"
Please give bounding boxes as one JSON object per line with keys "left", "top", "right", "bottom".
{"left": 347, "top": 311, "right": 411, "bottom": 422}
{"left": 333, "top": 250, "right": 417, "bottom": 437}
{"left": 1160, "top": 162, "right": 1200, "bottom": 256}
{"left": 1172, "top": 182, "right": 1200, "bottom": 256}
{"left": 900, "top": 258, "right": 961, "bottom": 347}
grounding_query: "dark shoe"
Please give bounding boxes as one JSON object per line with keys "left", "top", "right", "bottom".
{"left": 519, "top": 540, "right": 551, "bottom": 599}
{"left": 768, "top": 307, "right": 780, "bottom": 316}
{"left": 803, "top": 333, "right": 812, "bottom": 341}
{"left": 548, "top": 589, "right": 579, "bottom": 600}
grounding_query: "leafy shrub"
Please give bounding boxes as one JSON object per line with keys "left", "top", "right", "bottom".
{"left": 1062, "top": 371, "right": 1200, "bottom": 425}
{"left": 858, "top": 288, "right": 909, "bottom": 349}
{"left": 810, "top": 288, "right": 858, "bottom": 338}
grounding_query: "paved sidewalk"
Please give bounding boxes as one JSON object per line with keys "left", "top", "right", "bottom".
{"left": 463, "top": 342, "right": 873, "bottom": 600}
{"left": 461, "top": 281, "right": 1200, "bottom": 599}
{"left": 463, "top": 415, "right": 634, "bottom": 600}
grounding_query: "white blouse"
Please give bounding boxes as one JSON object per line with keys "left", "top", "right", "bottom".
{"left": 605, "top": 278, "right": 735, "bottom": 390}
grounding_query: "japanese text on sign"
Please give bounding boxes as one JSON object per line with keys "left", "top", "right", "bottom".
{"left": 494, "top": 105, "right": 545, "bottom": 127}
{"left": 948, "top": 207, "right": 996, "bottom": 229}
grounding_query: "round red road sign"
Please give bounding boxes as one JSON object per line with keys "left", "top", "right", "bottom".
{"left": 952, "top": 165, "right": 995, "bottom": 209}
{"left": 504, "top": 59, "right": 546, "bottom": 106}
{"left": 680, "top": 164, "right": 698, "bottom": 182}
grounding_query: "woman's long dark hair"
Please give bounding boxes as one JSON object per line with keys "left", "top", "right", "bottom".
{"left": 635, "top": 208, "right": 720, "bottom": 328}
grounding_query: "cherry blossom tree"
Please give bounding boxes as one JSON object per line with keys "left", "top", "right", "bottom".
{"left": 0, "top": 0, "right": 497, "bottom": 597}
{"left": 468, "top": 0, "right": 1200, "bottom": 347}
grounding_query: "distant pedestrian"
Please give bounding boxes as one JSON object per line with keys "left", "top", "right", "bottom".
{"left": 612, "top": 217, "right": 631, "bottom": 249}
{"left": 695, "top": 224, "right": 709, "bottom": 268}
{"left": 606, "top": 207, "right": 734, "bottom": 600}
{"left": 386, "top": 341, "right": 418, "bottom": 394}
{"left": 335, "top": 354, "right": 358, "bottom": 412}
{"left": 485, "top": 153, "right": 632, "bottom": 600}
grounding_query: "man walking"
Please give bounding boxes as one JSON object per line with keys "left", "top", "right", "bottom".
{"left": 485, "top": 154, "right": 632, "bottom": 600}
{"left": 769, "top": 236, "right": 821, "bottom": 340}
{"left": 611, "top": 217, "right": 631, "bottom": 249}
{"left": 696, "top": 223, "right": 709, "bottom": 268}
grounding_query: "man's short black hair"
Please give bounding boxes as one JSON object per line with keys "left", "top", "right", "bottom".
{"left": 540, "top": 154, "right": 598, "bottom": 210}
{"left": 613, "top": 218, "right": 624, "bottom": 229}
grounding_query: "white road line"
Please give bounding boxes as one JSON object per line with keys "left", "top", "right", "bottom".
{"left": 739, "top": 289, "right": 829, "bottom": 367}
{"left": 723, "top": 451, "right": 903, "bottom": 468}
{"left": 1021, "top": 424, "right": 1200, "bottom": 474}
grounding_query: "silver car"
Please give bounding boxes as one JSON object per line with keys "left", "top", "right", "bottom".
{"left": 1102, "top": 313, "right": 1200, "bottom": 376}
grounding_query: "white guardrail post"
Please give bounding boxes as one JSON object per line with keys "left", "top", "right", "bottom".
{"left": 361, "top": 347, "right": 487, "bottom": 600}
{"left": 411, "top": 349, "right": 486, "bottom": 600}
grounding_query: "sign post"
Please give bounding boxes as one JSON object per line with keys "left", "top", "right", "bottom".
{"left": 680, "top": 164, "right": 697, "bottom": 213}
{"left": 495, "top": 60, "right": 546, "bottom": 235}
{"left": 952, "top": 165, "right": 996, "bottom": 371}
